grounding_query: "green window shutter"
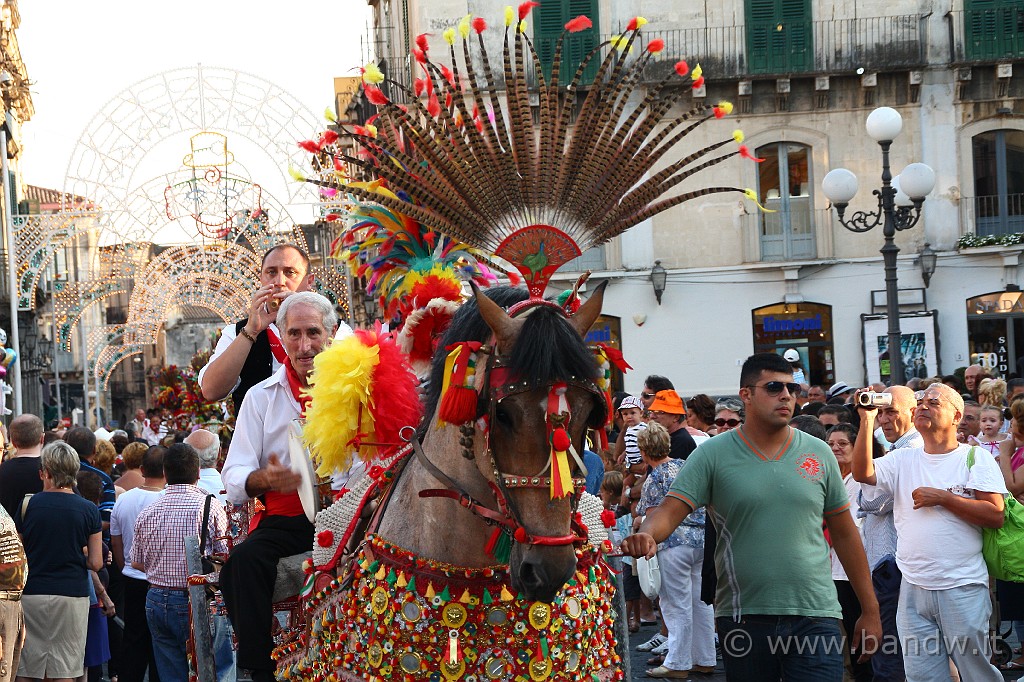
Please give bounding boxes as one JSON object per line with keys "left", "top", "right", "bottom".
{"left": 534, "top": 0, "right": 599, "bottom": 85}
{"left": 746, "top": 0, "right": 812, "bottom": 74}
{"left": 965, "top": 0, "right": 1024, "bottom": 60}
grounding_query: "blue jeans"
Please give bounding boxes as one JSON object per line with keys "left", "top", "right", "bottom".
{"left": 146, "top": 587, "right": 191, "bottom": 682}
{"left": 716, "top": 615, "right": 844, "bottom": 682}
{"left": 871, "top": 555, "right": 906, "bottom": 682}
{"left": 896, "top": 579, "right": 1002, "bottom": 682}
{"left": 211, "top": 612, "right": 236, "bottom": 682}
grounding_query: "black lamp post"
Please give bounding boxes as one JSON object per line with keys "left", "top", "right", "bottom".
{"left": 650, "top": 260, "right": 667, "bottom": 305}
{"left": 822, "top": 107, "right": 935, "bottom": 386}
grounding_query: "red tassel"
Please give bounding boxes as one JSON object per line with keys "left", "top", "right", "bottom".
{"left": 565, "top": 15, "right": 592, "bottom": 33}
{"left": 472, "top": 17, "right": 487, "bottom": 33}
{"left": 438, "top": 385, "right": 477, "bottom": 424}
{"left": 551, "top": 427, "right": 571, "bottom": 452}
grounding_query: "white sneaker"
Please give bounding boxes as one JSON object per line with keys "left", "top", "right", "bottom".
{"left": 651, "top": 640, "right": 670, "bottom": 656}
{"left": 637, "top": 632, "right": 668, "bottom": 652}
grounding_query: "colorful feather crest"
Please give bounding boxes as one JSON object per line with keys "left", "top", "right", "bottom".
{"left": 303, "top": 326, "right": 423, "bottom": 474}
{"left": 300, "top": 9, "right": 761, "bottom": 295}
{"left": 333, "top": 180, "right": 499, "bottom": 321}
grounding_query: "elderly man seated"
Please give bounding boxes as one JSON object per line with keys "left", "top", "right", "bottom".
{"left": 220, "top": 291, "right": 338, "bottom": 682}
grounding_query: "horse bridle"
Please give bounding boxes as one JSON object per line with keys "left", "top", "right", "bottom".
{"left": 415, "top": 302, "right": 605, "bottom": 550}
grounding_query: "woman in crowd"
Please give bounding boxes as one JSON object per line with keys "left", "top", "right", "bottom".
{"left": 113, "top": 441, "right": 147, "bottom": 492}
{"left": 713, "top": 398, "right": 744, "bottom": 435}
{"left": 635, "top": 422, "right": 715, "bottom": 679}
{"left": 978, "top": 377, "right": 1008, "bottom": 409}
{"left": 997, "top": 400, "right": 1024, "bottom": 672}
{"left": 685, "top": 394, "right": 716, "bottom": 436}
{"left": 15, "top": 441, "right": 103, "bottom": 682}
{"left": 825, "top": 423, "right": 872, "bottom": 682}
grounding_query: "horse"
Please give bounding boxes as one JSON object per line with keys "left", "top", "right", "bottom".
{"left": 276, "top": 284, "right": 622, "bottom": 681}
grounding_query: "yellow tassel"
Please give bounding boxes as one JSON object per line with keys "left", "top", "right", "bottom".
{"left": 633, "top": 16, "right": 648, "bottom": 28}
{"left": 396, "top": 572, "right": 407, "bottom": 588}
{"left": 718, "top": 101, "right": 734, "bottom": 115}
{"left": 375, "top": 564, "right": 386, "bottom": 580}
{"left": 504, "top": 6, "right": 514, "bottom": 26}
{"left": 459, "top": 14, "right": 471, "bottom": 38}
{"left": 443, "top": 27, "right": 456, "bottom": 44}
{"left": 425, "top": 582, "right": 436, "bottom": 600}
{"left": 288, "top": 165, "right": 306, "bottom": 182}
{"left": 459, "top": 589, "right": 472, "bottom": 604}
{"left": 362, "top": 63, "right": 385, "bottom": 84}
{"left": 324, "top": 107, "right": 338, "bottom": 123}
{"left": 732, "top": 129, "right": 745, "bottom": 143}
{"left": 691, "top": 63, "right": 703, "bottom": 80}
{"left": 550, "top": 448, "right": 574, "bottom": 499}
{"left": 500, "top": 585, "right": 515, "bottom": 601}
{"left": 744, "top": 188, "right": 777, "bottom": 213}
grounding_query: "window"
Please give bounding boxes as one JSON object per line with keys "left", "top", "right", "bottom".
{"left": 757, "top": 143, "right": 815, "bottom": 261}
{"left": 558, "top": 244, "right": 606, "bottom": 273}
{"left": 964, "top": 0, "right": 1024, "bottom": 61}
{"left": 534, "top": 0, "right": 600, "bottom": 86}
{"left": 972, "top": 129, "right": 1024, "bottom": 236}
{"left": 745, "top": 0, "right": 812, "bottom": 74}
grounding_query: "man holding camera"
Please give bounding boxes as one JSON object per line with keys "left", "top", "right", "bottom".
{"left": 852, "top": 383, "right": 1007, "bottom": 681}
{"left": 852, "top": 386, "right": 921, "bottom": 682}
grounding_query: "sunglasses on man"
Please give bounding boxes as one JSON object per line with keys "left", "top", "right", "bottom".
{"left": 745, "top": 381, "right": 801, "bottom": 396}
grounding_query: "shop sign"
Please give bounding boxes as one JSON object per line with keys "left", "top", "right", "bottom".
{"left": 762, "top": 314, "right": 823, "bottom": 333}
{"left": 967, "top": 291, "right": 1024, "bottom": 316}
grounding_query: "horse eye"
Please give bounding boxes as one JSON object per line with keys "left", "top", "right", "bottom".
{"left": 493, "top": 403, "right": 514, "bottom": 428}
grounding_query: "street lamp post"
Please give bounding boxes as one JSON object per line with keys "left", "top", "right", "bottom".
{"left": 822, "top": 107, "right": 935, "bottom": 386}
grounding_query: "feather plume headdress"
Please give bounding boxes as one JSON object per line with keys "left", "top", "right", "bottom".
{"left": 300, "top": 5, "right": 763, "bottom": 297}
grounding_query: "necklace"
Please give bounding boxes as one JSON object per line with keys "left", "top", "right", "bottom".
{"left": 139, "top": 485, "right": 164, "bottom": 491}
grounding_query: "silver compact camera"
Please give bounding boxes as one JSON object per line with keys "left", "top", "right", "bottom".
{"left": 857, "top": 391, "right": 892, "bottom": 407}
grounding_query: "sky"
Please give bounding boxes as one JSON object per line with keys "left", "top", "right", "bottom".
{"left": 16, "top": 0, "right": 371, "bottom": 195}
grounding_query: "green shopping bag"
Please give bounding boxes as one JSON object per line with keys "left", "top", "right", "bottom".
{"left": 967, "top": 447, "right": 1024, "bottom": 582}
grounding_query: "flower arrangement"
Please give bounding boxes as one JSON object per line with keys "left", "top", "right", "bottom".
{"left": 957, "top": 232, "right": 1024, "bottom": 248}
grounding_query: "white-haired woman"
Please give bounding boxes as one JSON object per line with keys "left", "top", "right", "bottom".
{"left": 15, "top": 441, "right": 103, "bottom": 682}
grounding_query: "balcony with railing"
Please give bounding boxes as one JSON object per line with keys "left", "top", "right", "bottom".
{"left": 949, "top": 8, "right": 1024, "bottom": 63}
{"left": 971, "top": 193, "right": 1024, "bottom": 236}
{"left": 531, "top": 15, "right": 926, "bottom": 84}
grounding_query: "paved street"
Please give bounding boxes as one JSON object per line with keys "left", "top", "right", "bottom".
{"left": 623, "top": 622, "right": 726, "bottom": 681}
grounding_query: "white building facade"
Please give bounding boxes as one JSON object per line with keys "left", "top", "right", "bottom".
{"left": 354, "top": 0, "right": 1024, "bottom": 396}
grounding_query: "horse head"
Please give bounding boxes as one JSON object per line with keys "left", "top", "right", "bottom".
{"left": 472, "top": 283, "right": 608, "bottom": 602}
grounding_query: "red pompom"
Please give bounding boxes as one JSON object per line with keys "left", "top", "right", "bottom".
{"left": 518, "top": 1, "right": 540, "bottom": 20}
{"left": 565, "top": 15, "right": 592, "bottom": 33}
{"left": 713, "top": 106, "right": 726, "bottom": 118}
{"left": 692, "top": 75, "right": 705, "bottom": 89}
{"left": 317, "top": 531, "right": 334, "bottom": 547}
{"left": 626, "top": 17, "right": 640, "bottom": 31}
{"left": 514, "top": 526, "right": 529, "bottom": 543}
{"left": 601, "top": 509, "right": 616, "bottom": 528}
{"left": 472, "top": 17, "right": 487, "bottom": 33}
{"left": 551, "top": 427, "right": 571, "bottom": 452}
{"left": 647, "top": 38, "right": 664, "bottom": 53}
{"left": 674, "top": 61, "right": 689, "bottom": 77}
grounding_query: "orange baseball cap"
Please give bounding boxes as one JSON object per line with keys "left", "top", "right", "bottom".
{"left": 649, "top": 390, "right": 686, "bottom": 415}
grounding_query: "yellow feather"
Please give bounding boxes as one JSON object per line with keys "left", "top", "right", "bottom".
{"left": 444, "top": 27, "right": 456, "bottom": 45}
{"left": 459, "top": 14, "right": 471, "bottom": 38}
{"left": 504, "top": 6, "right": 514, "bottom": 26}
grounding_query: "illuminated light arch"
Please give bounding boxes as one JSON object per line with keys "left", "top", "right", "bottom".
{"left": 95, "top": 345, "right": 145, "bottom": 390}
{"left": 12, "top": 213, "right": 99, "bottom": 310}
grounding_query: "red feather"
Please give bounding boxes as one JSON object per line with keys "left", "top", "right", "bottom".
{"left": 518, "top": 1, "right": 540, "bottom": 20}
{"left": 626, "top": 17, "right": 639, "bottom": 31}
{"left": 692, "top": 75, "right": 705, "bottom": 89}
{"left": 320, "top": 130, "right": 339, "bottom": 145}
{"left": 674, "top": 61, "right": 689, "bottom": 77}
{"left": 472, "top": 17, "right": 487, "bottom": 33}
{"left": 506, "top": 270, "right": 522, "bottom": 285}
{"left": 414, "top": 78, "right": 428, "bottom": 97}
{"left": 565, "top": 15, "right": 592, "bottom": 33}
{"left": 441, "top": 65, "right": 455, "bottom": 87}
{"left": 647, "top": 38, "right": 665, "bottom": 53}
{"left": 415, "top": 33, "right": 430, "bottom": 54}
{"left": 597, "top": 342, "right": 633, "bottom": 372}
{"left": 298, "top": 140, "right": 321, "bottom": 153}
{"left": 739, "top": 145, "right": 766, "bottom": 162}
{"left": 427, "top": 94, "right": 440, "bottom": 118}
{"left": 363, "top": 328, "right": 423, "bottom": 445}
{"left": 412, "top": 46, "right": 426, "bottom": 64}
{"left": 364, "top": 85, "right": 389, "bottom": 106}
{"left": 333, "top": 156, "right": 344, "bottom": 171}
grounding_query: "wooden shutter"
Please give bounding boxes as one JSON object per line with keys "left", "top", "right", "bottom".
{"left": 965, "top": 0, "right": 1024, "bottom": 60}
{"left": 533, "top": 0, "right": 600, "bottom": 85}
{"left": 745, "top": 0, "right": 811, "bottom": 74}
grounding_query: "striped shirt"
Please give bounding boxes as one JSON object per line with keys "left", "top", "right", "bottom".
{"left": 80, "top": 460, "right": 115, "bottom": 526}
{"left": 129, "top": 484, "right": 228, "bottom": 588}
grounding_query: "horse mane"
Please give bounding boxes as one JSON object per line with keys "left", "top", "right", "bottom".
{"left": 419, "top": 286, "right": 606, "bottom": 437}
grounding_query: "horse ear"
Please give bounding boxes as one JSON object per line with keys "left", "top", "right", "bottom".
{"left": 570, "top": 281, "right": 607, "bottom": 337}
{"left": 471, "top": 282, "right": 522, "bottom": 350}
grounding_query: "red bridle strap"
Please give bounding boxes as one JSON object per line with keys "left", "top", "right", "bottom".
{"left": 417, "top": 489, "right": 580, "bottom": 546}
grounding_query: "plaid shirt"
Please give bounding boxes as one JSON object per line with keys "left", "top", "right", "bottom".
{"left": 129, "top": 484, "right": 228, "bottom": 588}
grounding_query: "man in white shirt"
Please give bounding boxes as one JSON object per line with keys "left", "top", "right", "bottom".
{"left": 199, "top": 244, "right": 351, "bottom": 416}
{"left": 186, "top": 428, "right": 226, "bottom": 501}
{"left": 219, "top": 292, "right": 338, "bottom": 682}
{"left": 852, "top": 383, "right": 1007, "bottom": 681}
{"left": 110, "top": 446, "right": 165, "bottom": 682}
{"left": 141, "top": 410, "right": 165, "bottom": 446}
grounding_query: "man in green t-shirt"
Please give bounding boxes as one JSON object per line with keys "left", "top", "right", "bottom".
{"left": 622, "top": 353, "right": 880, "bottom": 681}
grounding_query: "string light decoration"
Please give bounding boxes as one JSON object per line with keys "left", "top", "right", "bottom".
{"left": 28, "top": 66, "right": 352, "bottom": 378}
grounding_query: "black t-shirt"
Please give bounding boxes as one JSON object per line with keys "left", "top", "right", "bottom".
{"left": 0, "top": 456, "right": 42, "bottom": 519}
{"left": 16, "top": 491, "right": 101, "bottom": 597}
{"left": 669, "top": 427, "right": 698, "bottom": 460}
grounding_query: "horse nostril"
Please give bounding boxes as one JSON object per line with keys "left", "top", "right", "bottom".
{"left": 518, "top": 560, "right": 546, "bottom": 593}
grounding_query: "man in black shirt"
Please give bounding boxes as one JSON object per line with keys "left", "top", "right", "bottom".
{"left": 0, "top": 415, "right": 43, "bottom": 519}
{"left": 647, "top": 390, "right": 698, "bottom": 460}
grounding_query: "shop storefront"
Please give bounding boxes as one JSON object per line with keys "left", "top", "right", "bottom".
{"left": 752, "top": 302, "right": 835, "bottom": 387}
{"left": 966, "top": 291, "right": 1024, "bottom": 378}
